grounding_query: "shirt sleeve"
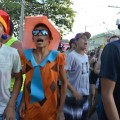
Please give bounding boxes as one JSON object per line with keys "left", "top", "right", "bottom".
{"left": 99, "top": 43, "right": 119, "bottom": 81}
{"left": 12, "top": 50, "right": 22, "bottom": 73}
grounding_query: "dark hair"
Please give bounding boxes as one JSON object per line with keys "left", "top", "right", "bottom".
{"left": 108, "top": 35, "right": 120, "bottom": 42}
{"left": 33, "top": 23, "right": 52, "bottom": 39}
{"left": 118, "top": 24, "right": 120, "bottom": 30}
{"left": 9, "top": 20, "right": 14, "bottom": 36}
{"left": 90, "top": 51, "right": 95, "bottom": 57}
{"left": 69, "top": 38, "right": 75, "bottom": 48}
{"left": 57, "top": 42, "right": 64, "bottom": 52}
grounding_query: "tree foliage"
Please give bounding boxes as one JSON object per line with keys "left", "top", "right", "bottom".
{"left": 0, "top": 0, "right": 75, "bottom": 38}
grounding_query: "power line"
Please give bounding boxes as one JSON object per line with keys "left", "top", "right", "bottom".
{"left": 108, "top": 5, "right": 120, "bottom": 8}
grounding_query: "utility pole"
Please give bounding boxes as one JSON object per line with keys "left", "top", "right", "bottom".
{"left": 18, "top": 0, "right": 25, "bottom": 41}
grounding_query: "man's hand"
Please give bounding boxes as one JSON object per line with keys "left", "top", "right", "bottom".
{"left": 56, "top": 110, "right": 65, "bottom": 120}
{"left": 72, "top": 90, "right": 83, "bottom": 100}
{"left": 19, "top": 100, "right": 25, "bottom": 119}
{"left": 67, "top": 81, "right": 83, "bottom": 100}
{"left": 3, "top": 106, "right": 16, "bottom": 120}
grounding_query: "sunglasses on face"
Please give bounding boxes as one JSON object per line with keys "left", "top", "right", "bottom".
{"left": 32, "top": 29, "right": 48, "bottom": 36}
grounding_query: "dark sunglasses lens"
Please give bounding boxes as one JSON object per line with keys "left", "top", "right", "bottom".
{"left": 41, "top": 30, "right": 48, "bottom": 36}
{"left": 32, "top": 30, "right": 39, "bottom": 36}
{"left": 32, "top": 30, "right": 48, "bottom": 36}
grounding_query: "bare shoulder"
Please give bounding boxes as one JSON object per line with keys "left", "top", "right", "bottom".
{"left": 11, "top": 40, "right": 23, "bottom": 53}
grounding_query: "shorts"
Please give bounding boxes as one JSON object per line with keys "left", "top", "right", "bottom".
{"left": 64, "top": 96, "right": 89, "bottom": 120}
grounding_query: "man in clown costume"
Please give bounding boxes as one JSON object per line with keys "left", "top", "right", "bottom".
{"left": 19, "top": 16, "right": 67, "bottom": 120}
{"left": 0, "top": 10, "right": 22, "bottom": 120}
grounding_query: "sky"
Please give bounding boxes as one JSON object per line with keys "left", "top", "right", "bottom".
{"left": 63, "top": 0, "right": 120, "bottom": 39}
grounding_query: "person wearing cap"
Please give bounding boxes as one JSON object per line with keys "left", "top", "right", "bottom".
{"left": 64, "top": 32, "right": 91, "bottom": 120}
{"left": 19, "top": 17, "right": 67, "bottom": 120}
{"left": 0, "top": 10, "right": 22, "bottom": 120}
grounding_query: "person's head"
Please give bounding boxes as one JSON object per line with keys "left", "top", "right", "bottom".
{"left": 0, "top": 10, "right": 10, "bottom": 36}
{"left": 90, "top": 51, "right": 95, "bottom": 57}
{"left": 66, "top": 47, "right": 70, "bottom": 50}
{"left": 32, "top": 23, "right": 53, "bottom": 49}
{"left": 69, "top": 38, "right": 76, "bottom": 49}
{"left": 74, "top": 32, "right": 91, "bottom": 51}
{"left": 107, "top": 35, "right": 120, "bottom": 43}
{"left": 57, "top": 42, "right": 65, "bottom": 52}
{"left": 0, "top": 10, "right": 10, "bottom": 43}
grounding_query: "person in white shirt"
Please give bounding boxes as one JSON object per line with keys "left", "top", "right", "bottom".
{"left": 0, "top": 10, "right": 22, "bottom": 120}
{"left": 64, "top": 32, "right": 91, "bottom": 120}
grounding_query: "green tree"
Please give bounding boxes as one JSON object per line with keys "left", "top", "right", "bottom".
{"left": 0, "top": 0, "right": 75, "bottom": 37}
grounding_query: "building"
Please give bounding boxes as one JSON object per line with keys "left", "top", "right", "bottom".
{"left": 88, "top": 29, "right": 120, "bottom": 51}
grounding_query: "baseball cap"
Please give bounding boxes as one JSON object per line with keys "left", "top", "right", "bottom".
{"left": 74, "top": 32, "right": 91, "bottom": 40}
{"left": 0, "top": 10, "right": 10, "bottom": 34}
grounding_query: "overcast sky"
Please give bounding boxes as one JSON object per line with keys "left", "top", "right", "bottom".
{"left": 63, "top": 0, "right": 120, "bottom": 39}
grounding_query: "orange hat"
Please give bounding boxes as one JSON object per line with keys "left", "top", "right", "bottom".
{"left": 0, "top": 10, "right": 10, "bottom": 34}
{"left": 22, "top": 15, "right": 60, "bottom": 50}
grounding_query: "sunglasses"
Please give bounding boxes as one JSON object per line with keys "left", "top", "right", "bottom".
{"left": 32, "top": 29, "right": 48, "bottom": 36}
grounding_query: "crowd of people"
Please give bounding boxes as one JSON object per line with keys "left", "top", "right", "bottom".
{"left": 0, "top": 9, "right": 120, "bottom": 120}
